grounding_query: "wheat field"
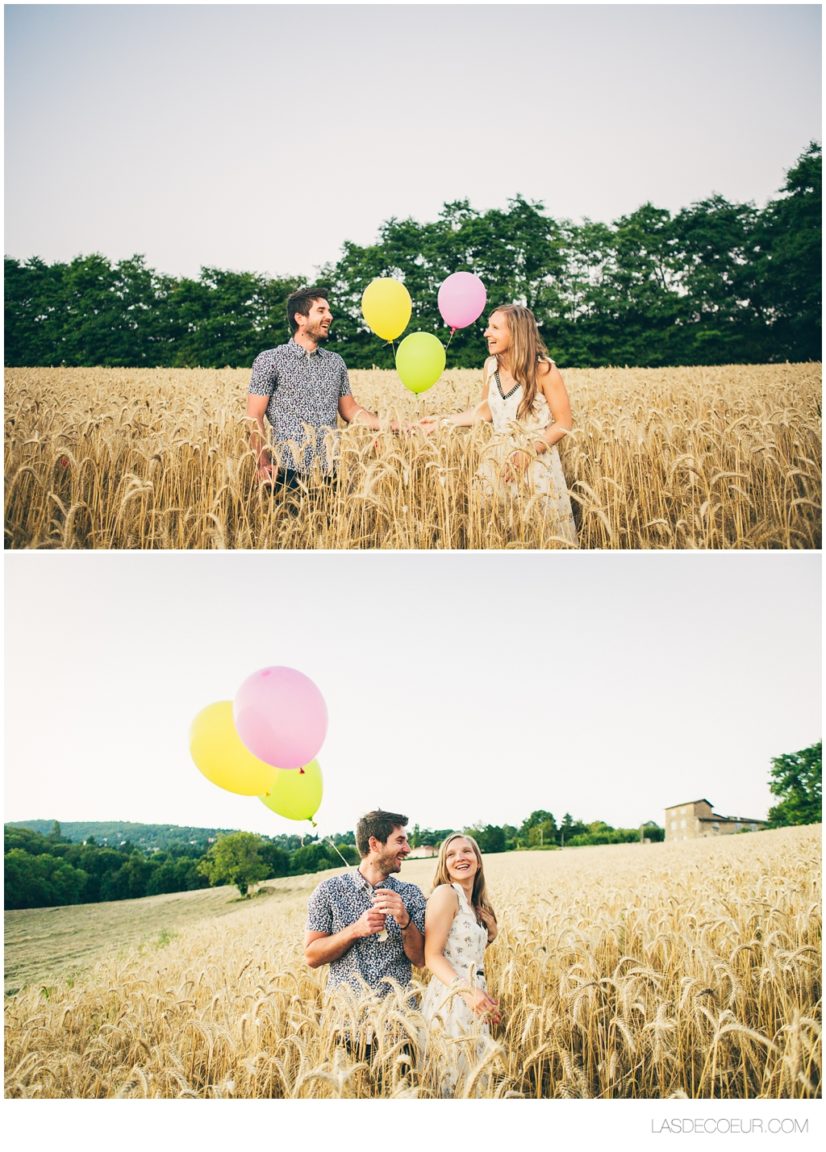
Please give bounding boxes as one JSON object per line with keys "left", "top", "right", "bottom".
{"left": 4, "top": 363, "right": 821, "bottom": 549}
{"left": 4, "top": 826, "right": 820, "bottom": 1099}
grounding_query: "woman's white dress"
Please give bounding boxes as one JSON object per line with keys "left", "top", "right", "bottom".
{"left": 421, "top": 883, "right": 492, "bottom": 1094}
{"left": 476, "top": 355, "right": 578, "bottom": 545}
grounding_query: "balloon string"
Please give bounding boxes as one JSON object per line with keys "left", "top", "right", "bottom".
{"left": 446, "top": 328, "right": 455, "bottom": 349}
{"left": 326, "top": 837, "right": 355, "bottom": 869}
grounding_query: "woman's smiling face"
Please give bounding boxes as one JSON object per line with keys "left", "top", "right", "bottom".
{"left": 484, "top": 311, "right": 511, "bottom": 356}
{"left": 445, "top": 836, "right": 479, "bottom": 882}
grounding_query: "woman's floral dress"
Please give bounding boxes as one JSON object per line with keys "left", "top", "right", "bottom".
{"left": 476, "top": 355, "right": 578, "bottom": 545}
{"left": 421, "top": 882, "right": 492, "bottom": 1093}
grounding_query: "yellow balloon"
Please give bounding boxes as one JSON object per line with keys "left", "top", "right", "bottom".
{"left": 190, "top": 701, "right": 278, "bottom": 796}
{"left": 259, "top": 760, "right": 323, "bottom": 822}
{"left": 361, "top": 278, "right": 412, "bottom": 342}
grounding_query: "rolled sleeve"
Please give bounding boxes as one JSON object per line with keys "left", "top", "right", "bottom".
{"left": 306, "top": 883, "right": 333, "bottom": 934}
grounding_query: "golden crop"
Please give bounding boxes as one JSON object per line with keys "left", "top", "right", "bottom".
{"left": 4, "top": 826, "right": 820, "bottom": 1098}
{"left": 4, "top": 363, "right": 821, "bottom": 548}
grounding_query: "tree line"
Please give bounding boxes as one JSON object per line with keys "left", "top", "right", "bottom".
{"left": 6, "top": 740, "right": 818, "bottom": 908}
{"left": 4, "top": 811, "right": 660, "bottom": 910}
{"left": 3, "top": 821, "right": 360, "bottom": 911}
{"left": 4, "top": 145, "right": 819, "bottom": 371}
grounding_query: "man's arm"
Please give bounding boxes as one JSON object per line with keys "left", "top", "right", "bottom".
{"left": 372, "top": 886, "right": 426, "bottom": 966}
{"left": 399, "top": 918, "right": 425, "bottom": 967}
{"left": 247, "top": 393, "right": 273, "bottom": 476}
{"left": 338, "top": 394, "right": 385, "bottom": 431}
{"left": 304, "top": 908, "right": 386, "bottom": 968}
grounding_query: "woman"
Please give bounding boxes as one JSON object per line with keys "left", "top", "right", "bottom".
{"left": 421, "top": 833, "right": 500, "bottom": 1093}
{"left": 422, "top": 304, "right": 577, "bottom": 545}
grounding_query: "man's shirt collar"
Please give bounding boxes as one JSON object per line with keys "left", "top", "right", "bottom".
{"left": 288, "top": 338, "right": 326, "bottom": 359}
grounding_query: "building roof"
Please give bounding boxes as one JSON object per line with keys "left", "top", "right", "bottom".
{"left": 697, "top": 815, "right": 767, "bottom": 826}
{"left": 664, "top": 799, "right": 713, "bottom": 810}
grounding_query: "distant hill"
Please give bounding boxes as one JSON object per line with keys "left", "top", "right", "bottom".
{"left": 5, "top": 820, "right": 237, "bottom": 853}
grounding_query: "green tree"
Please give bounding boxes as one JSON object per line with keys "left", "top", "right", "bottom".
{"left": 198, "top": 832, "right": 270, "bottom": 896}
{"left": 519, "top": 810, "right": 557, "bottom": 847}
{"left": 753, "top": 142, "right": 821, "bottom": 361}
{"left": 3, "top": 849, "right": 88, "bottom": 908}
{"left": 291, "top": 842, "right": 338, "bottom": 875}
{"left": 670, "top": 195, "right": 764, "bottom": 363}
{"left": 258, "top": 841, "right": 291, "bottom": 878}
{"left": 468, "top": 824, "right": 506, "bottom": 854}
{"left": 767, "top": 741, "right": 822, "bottom": 828}
{"left": 559, "top": 813, "right": 587, "bottom": 845}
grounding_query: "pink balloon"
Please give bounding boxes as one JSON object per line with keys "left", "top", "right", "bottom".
{"left": 233, "top": 666, "right": 327, "bottom": 770}
{"left": 437, "top": 272, "right": 487, "bottom": 331}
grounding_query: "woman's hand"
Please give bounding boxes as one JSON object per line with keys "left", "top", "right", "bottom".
{"left": 418, "top": 415, "right": 445, "bottom": 435}
{"left": 463, "top": 987, "right": 501, "bottom": 1025}
{"left": 502, "top": 450, "right": 531, "bottom": 484}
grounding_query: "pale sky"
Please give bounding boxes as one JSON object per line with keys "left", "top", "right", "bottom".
{"left": 4, "top": 552, "right": 821, "bottom": 838}
{"left": 4, "top": 2, "right": 822, "bottom": 280}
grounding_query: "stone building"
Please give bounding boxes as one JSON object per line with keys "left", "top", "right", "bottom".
{"left": 664, "top": 798, "right": 768, "bottom": 841}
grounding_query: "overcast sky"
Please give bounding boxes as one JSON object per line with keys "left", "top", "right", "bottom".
{"left": 4, "top": 552, "right": 820, "bottom": 838}
{"left": 4, "top": 2, "right": 822, "bottom": 280}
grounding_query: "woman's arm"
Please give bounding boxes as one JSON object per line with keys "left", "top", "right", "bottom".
{"left": 424, "top": 885, "right": 462, "bottom": 986}
{"left": 533, "top": 361, "right": 573, "bottom": 451}
{"left": 420, "top": 361, "right": 493, "bottom": 430}
{"left": 425, "top": 887, "right": 500, "bottom": 1020}
{"left": 505, "top": 361, "right": 573, "bottom": 480}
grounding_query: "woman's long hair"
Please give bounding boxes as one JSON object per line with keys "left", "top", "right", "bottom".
{"left": 490, "top": 303, "right": 550, "bottom": 420}
{"left": 432, "top": 833, "right": 496, "bottom": 929}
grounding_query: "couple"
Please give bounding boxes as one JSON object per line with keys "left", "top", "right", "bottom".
{"left": 247, "top": 285, "right": 577, "bottom": 543}
{"left": 304, "top": 809, "right": 499, "bottom": 1090}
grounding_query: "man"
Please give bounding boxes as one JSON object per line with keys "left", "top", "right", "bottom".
{"left": 304, "top": 809, "right": 426, "bottom": 1002}
{"left": 247, "top": 284, "right": 385, "bottom": 486}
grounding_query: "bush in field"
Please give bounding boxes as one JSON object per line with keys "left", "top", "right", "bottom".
{"left": 197, "top": 832, "right": 270, "bottom": 897}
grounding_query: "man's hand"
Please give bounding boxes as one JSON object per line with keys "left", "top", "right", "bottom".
{"left": 353, "top": 908, "right": 388, "bottom": 938}
{"left": 371, "top": 888, "right": 410, "bottom": 926}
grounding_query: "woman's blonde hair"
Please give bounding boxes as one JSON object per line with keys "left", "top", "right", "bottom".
{"left": 432, "top": 833, "right": 496, "bottom": 929}
{"left": 489, "top": 303, "right": 550, "bottom": 420}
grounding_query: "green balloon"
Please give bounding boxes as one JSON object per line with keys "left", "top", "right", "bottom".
{"left": 395, "top": 332, "right": 446, "bottom": 394}
{"left": 259, "top": 759, "right": 323, "bottom": 823}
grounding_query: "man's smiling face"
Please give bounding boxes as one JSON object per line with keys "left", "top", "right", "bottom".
{"left": 298, "top": 297, "right": 332, "bottom": 342}
{"left": 373, "top": 826, "right": 411, "bottom": 875}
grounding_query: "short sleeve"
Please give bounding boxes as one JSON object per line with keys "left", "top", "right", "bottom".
{"left": 249, "top": 350, "right": 278, "bottom": 397}
{"left": 404, "top": 884, "right": 427, "bottom": 934}
{"left": 337, "top": 356, "right": 351, "bottom": 399}
{"left": 306, "top": 881, "right": 333, "bottom": 934}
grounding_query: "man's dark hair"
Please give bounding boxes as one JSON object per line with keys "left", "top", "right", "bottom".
{"left": 356, "top": 810, "right": 408, "bottom": 857}
{"left": 286, "top": 284, "right": 329, "bottom": 335}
